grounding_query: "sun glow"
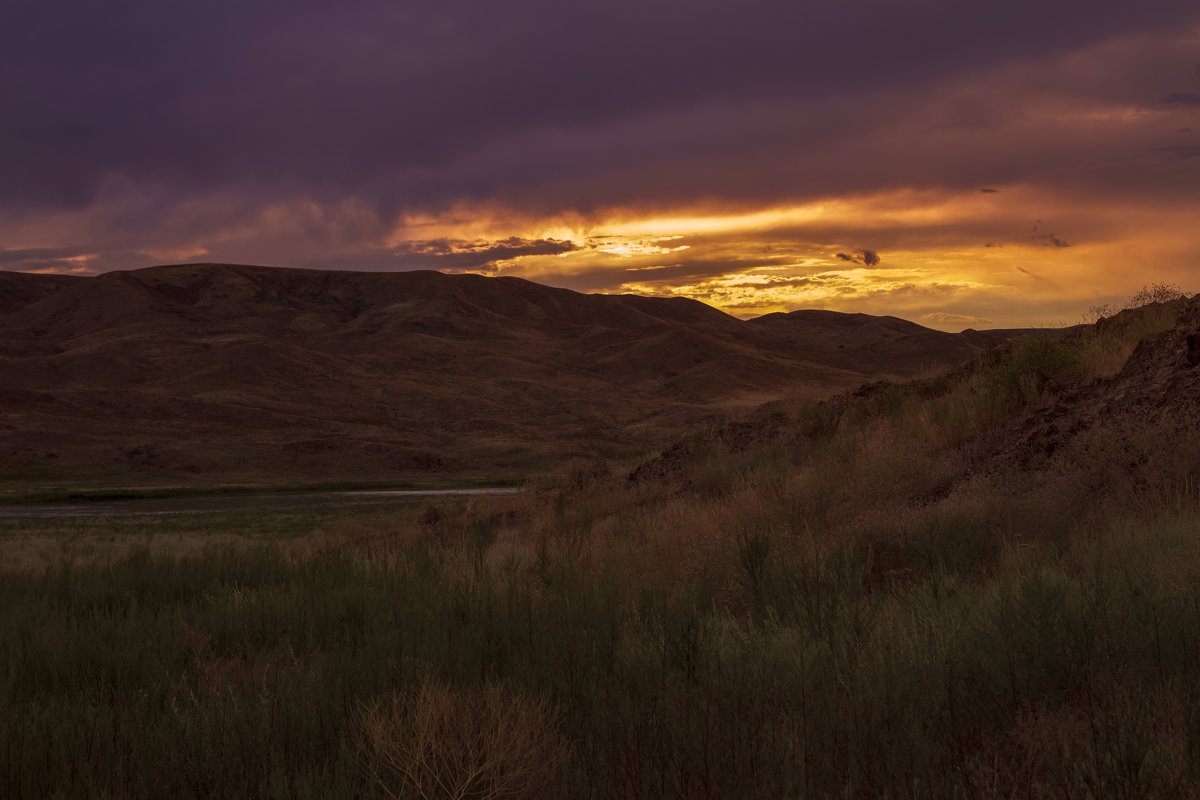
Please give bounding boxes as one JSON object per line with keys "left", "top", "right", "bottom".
{"left": 591, "top": 237, "right": 690, "bottom": 258}
{"left": 376, "top": 186, "right": 1200, "bottom": 329}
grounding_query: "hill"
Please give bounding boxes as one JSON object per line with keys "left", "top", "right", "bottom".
{"left": 0, "top": 263, "right": 1025, "bottom": 488}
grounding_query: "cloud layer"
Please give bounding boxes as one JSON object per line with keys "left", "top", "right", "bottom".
{"left": 1, "top": 0, "right": 1198, "bottom": 327}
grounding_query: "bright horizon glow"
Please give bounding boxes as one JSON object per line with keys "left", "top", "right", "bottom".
{"left": 369, "top": 186, "right": 1199, "bottom": 330}
{"left": 7, "top": 184, "right": 1197, "bottom": 331}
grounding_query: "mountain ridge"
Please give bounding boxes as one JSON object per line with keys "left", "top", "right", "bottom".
{"left": 1, "top": 263, "right": 1031, "bottom": 487}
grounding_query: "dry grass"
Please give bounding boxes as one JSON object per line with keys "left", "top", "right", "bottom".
{"left": 358, "top": 676, "right": 569, "bottom": 800}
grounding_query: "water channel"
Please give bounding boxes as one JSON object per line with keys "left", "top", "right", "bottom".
{"left": 0, "top": 487, "right": 522, "bottom": 519}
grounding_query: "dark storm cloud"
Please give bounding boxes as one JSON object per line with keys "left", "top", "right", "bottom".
{"left": 392, "top": 237, "right": 579, "bottom": 272}
{"left": 1, "top": 0, "right": 1196, "bottom": 217}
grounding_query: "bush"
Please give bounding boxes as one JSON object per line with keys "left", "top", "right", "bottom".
{"left": 358, "top": 676, "right": 569, "bottom": 800}
{"left": 1086, "top": 282, "right": 1186, "bottom": 322}
{"left": 978, "top": 334, "right": 1084, "bottom": 413}
{"left": 1129, "top": 282, "right": 1186, "bottom": 307}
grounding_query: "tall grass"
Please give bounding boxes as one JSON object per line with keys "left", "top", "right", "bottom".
{"left": 3, "top": 298, "right": 1198, "bottom": 798}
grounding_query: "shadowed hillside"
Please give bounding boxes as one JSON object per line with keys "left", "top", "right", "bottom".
{"left": 1, "top": 263, "right": 1025, "bottom": 488}
{"left": 748, "top": 308, "right": 1025, "bottom": 374}
{"left": 0, "top": 271, "right": 83, "bottom": 316}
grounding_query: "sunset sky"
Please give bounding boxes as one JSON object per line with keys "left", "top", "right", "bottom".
{"left": 2, "top": 1, "right": 1198, "bottom": 329}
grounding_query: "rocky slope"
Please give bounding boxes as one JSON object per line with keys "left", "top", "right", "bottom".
{"left": 1015, "top": 298, "right": 1200, "bottom": 465}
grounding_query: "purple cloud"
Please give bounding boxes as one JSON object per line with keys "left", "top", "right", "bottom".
{"left": 1, "top": 0, "right": 1196, "bottom": 215}
{"left": 0, "top": 0, "right": 1197, "bottom": 305}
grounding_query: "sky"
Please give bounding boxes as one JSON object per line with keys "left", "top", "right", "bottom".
{"left": 1, "top": 0, "right": 1198, "bottom": 329}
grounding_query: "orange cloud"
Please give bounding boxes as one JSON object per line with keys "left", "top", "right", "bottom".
{"left": 401, "top": 184, "right": 1199, "bottom": 329}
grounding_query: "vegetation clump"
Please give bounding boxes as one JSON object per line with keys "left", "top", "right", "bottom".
{"left": 359, "top": 676, "right": 568, "bottom": 800}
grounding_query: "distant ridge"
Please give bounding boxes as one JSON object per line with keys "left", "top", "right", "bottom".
{"left": 0, "top": 271, "right": 82, "bottom": 315}
{"left": 747, "top": 309, "right": 1012, "bottom": 375}
{"left": 0, "top": 264, "right": 1028, "bottom": 486}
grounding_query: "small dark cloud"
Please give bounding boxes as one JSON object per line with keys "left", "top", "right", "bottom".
{"left": 985, "top": 242, "right": 1001, "bottom": 248}
{"left": 1164, "top": 92, "right": 1200, "bottom": 106}
{"left": 835, "top": 248, "right": 881, "bottom": 266}
{"left": 1030, "top": 221, "right": 1070, "bottom": 248}
{"left": 979, "top": 187, "right": 1000, "bottom": 193}
{"left": 396, "top": 237, "right": 578, "bottom": 269}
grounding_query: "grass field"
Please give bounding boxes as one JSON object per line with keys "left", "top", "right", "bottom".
{"left": 4, "top": 298, "right": 1199, "bottom": 798}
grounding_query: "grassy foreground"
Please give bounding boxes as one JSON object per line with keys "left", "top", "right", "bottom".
{"left": 4, "top": 298, "right": 1200, "bottom": 798}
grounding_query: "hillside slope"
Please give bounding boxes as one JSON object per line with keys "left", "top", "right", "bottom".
{"left": 1, "top": 263, "right": 1020, "bottom": 486}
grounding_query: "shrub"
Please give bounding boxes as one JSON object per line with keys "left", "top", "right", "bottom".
{"left": 978, "top": 333, "right": 1084, "bottom": 414}
{"left": 1086, "top": 282, "right": 1186, "bottom": 323}
{"left": 1129, "top": 281, "right": 1186, "bottom": 307}
{"left": 358, "top": 676, "right": 569, "bottom": 800}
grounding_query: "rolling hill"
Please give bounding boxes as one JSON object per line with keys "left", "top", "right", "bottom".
{"left": 0, "top": 263, "right": 1029, "bottom": 487}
